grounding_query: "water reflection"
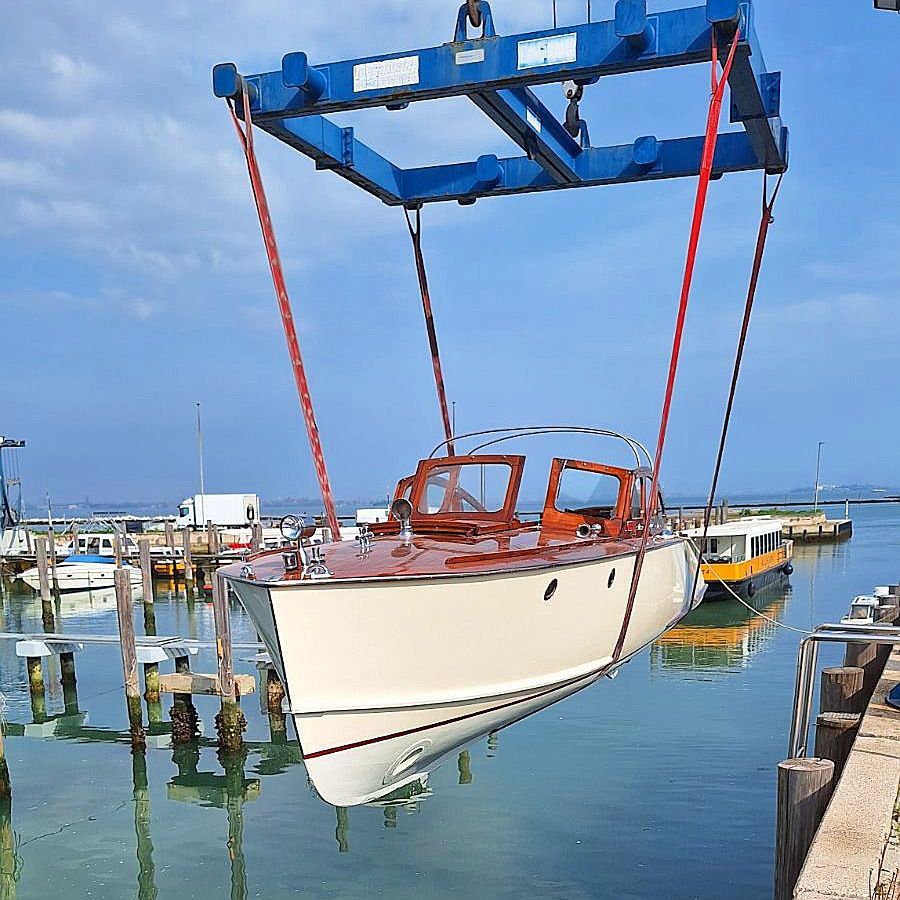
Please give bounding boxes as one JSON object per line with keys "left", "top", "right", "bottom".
{"left": 650, "top": 586, "right": 789, "bottom": 677}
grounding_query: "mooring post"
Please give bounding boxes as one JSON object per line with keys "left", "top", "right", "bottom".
{"left": 181, "top": 528, "right": 194, "bottom": 594}
{"left": 47, "top": 526, "right": 60, "bottom": 595}
{"left": 266, "top": 668, "right": 286, "bottom": 741}
{"left": 251, "top": 522, "right": 263, "bottom": 553}
{"left": 71, "top": 523, "right": 79, "bottom": 555}
{"left": 115, "top": 568, "right": 146, "bottom": 752}
{"left": 138, "top": 539, "right": 155, "bottom": 609}
{"left": 207, "top": 520, "right": 220, "bottom": 556}
{"left": 114, "top": 532, "right": 123, "bottom": 567}
{"left": 774, "top": 757, "right": 834, "bottom": 900}
{"left": 212, "top": 573, "right": 245, "bottom": 753}
{"left": 335, "top": 807, "right": 350, "bottom": 853}
{"left": 164, "top": 521, "right": 176, "bottom": 577}
{"left": 0, "top": 714, "right": 9, "bottom": 800}
{"left": 820, "top": 666, "right": 865, "bottom": 715}
{"left": 814, "top": 712, "right": 861, "bottom": 781}
{"left": 458, "top": 749, "right": 473, "bottom": 785}
{"left": 60, "top": 651, "right": 78, "bottom": 713}
{"left": 132, "top": 751, "right": 157, "bottom": 900}
{"left": 223, "top": 754, "right": 248, "bottom": 900}
{"left": 34, "top": 537, "right": 55, "bottom": 632}
{"left": 26, "top": 656, "right": 46, "bottom": 722}
{"left": 170, "top": 654, "right": 199, "bottom": 743}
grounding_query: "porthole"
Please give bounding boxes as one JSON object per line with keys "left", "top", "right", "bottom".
{"left": 608, "top": 569, "right": 616, "bottom": 589}
{"left": 544, "top": 579, "right": 558, "bottom": 602}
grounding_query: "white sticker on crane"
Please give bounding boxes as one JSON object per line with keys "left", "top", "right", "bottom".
{"left": 455, "top": 48, "right": 485, "bottom": 65}
{"left": 525, "top": 108, "right": 542, "bottom": 133}
{"left": 517, "top": 33, "right": 577, "bottom": 70}
{"left": 353, "top": 55, "right": 420, "bottom": 92}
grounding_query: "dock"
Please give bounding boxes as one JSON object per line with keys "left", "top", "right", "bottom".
{"left": 794, "top": 649, "right": 900, "bottom": 899}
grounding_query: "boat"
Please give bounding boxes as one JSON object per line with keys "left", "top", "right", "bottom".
{"left": 18, "top": 554, "right": 144, "bottom": 593}
{"left": 221, "top": 428, "right": 705, "bottom": 807}
{"left": 684, "top": 517, "right": 793, "bottom": 601}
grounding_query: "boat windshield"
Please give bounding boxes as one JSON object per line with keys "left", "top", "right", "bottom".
{"left": 417, "top": 463, "right": 513, "bottom": 515}
{"left": 556, "top": 467, "right": 622, "bottom": 519}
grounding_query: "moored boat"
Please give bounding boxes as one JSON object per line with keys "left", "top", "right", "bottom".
{"left": 19, "top": 554, "right": 144, "bottom": 593}
{"left": 685, "top": 517, "right": 793, "bottom": 601}
{"left": 222, "top": 429, "right": 705, "bottom": 806}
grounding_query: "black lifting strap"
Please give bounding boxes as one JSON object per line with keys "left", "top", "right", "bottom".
{"left": 404, "top": 206, "right": 455, "bottom": 454}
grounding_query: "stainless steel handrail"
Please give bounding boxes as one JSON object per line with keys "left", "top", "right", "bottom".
{"left": 788, "top": 624, "right": 900, "bottom": 759}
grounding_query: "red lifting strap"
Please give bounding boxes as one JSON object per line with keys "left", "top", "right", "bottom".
{"left": 613, "top": 25, "right": 742, "bottom": 662}
{"left": 227, "top": 82, "right": 342, "bottom": 542}
{"left": 690, "top": 170, "right": 784, "bottom": 600}
{"left": 404, "top": 207, "right": 455, "bottom": 454}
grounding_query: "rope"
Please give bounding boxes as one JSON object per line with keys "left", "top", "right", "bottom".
{"left": 613, "top": 25, "right": 741, "bottom": 662}
{"left": 689, "top": 171, "right": 784, "bottom": 603}
{"left": 227, "top": 82, "right": 342, "bottom": 541}
{"left": 404, "top": 207, "right": 455, "bottom": 454}
{"left": 698, "top": 559, "right": 812, "bottom": 636}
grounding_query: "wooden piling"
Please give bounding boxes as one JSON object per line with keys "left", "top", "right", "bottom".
{"left": 115, "top": 568, "right": 146, "bottom": 752}
{"left": 207, "top": 521, "right": 220, "bottom": 556}
{"left": 138, "top": 540, "right": 155, "bottom": 608}
{"left": 820, "top": 666, "right": 865, "bottom": 715}
{"left": 774, "top": 757, "right": 835, "bottom": 900}
{"left": 181, "top": 528, "right": 194, "bottom": 591}
{"left": 814, "top": 712, "right": 861, "bottom": 781}
{"left": 114, "top": 532, "right": 123, "bottom": 567}
{"left": 266, "top": 668, "right": 286, "bottom": 740}
{"left": 0, "top": 712, "right": 9, "bottom": 800}
{"left": 26, "top": 656, "right": 46, "bottom": 722}
{"left": 60, "top": 651, "right": 79, "bottom": 714}
{"left": 165, "top": 521, "right": 175, "bottom": 554}
{"left": 170, "top": 655, "right": 199, "bottom": 743}
{"left": 212, "top": 573, "right": 245, "bottom": 753}
{"left": 335, "top": 807, "right": 350, "bottom": 853}
{"left": 251, "top": 522, "right": 263, "bottom": 553}
{"left": 458, "top": 749, "right": 473, "bottom": 785}
{"left": 35, "top": 537, "right": 55, "bottom": 631}
{"left": 47, "top": 526, "right": 60, "bottom": 594}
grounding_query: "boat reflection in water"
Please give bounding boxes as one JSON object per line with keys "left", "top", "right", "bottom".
{"left": 650, "top": 585, "right": 788, "bottom": 677}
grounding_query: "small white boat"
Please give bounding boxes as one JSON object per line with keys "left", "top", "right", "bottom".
{"left": 19, "top": 554, "right": 143, "bottom": 593}
{"left": 222, "top": 429, "right": 704, "bottom": 806}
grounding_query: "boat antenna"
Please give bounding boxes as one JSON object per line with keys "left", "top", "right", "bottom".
{"left": 195, "top": 402, "right": 207, "bottom": 527}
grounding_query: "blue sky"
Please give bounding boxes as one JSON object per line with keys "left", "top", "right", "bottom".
{"left": 4, "top": 0, "right": 899, "bottom": 506}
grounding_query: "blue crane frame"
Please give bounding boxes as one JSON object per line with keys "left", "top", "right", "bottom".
{"left": 212, "top": 0, "right": 788, "bottom": 206}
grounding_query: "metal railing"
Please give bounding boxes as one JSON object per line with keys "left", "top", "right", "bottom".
{"left": 788, "top": 622, "right": 900, "bottom": 758}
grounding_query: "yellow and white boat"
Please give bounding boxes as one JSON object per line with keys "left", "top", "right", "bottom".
{"left": 685, "top": 517, "right": 793, "bottom": 601}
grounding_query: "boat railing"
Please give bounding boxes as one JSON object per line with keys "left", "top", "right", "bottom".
{"left": 787, "top": 623, "right": 900, "bottom": 759}
{"left": 428, "top": 426, "right": 653, "bottom": 470}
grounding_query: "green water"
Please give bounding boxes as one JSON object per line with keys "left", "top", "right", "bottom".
{"left": 0, "top": 505, "right": 897, "bottom": 899}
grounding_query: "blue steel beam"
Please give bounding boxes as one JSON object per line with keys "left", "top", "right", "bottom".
{"left": 468, "top": 87, "right": 583, "bottom": 184}
{"left": 214, "top": 4, "right": 748, "bottom": 121}
{"left": 396, "top": 128, "right": 787, "bottom": 206}
{"left": 212, "top": 0, "right": 788, "bottom": 204}
{"left": 723, "top": 3, "right": 784, "bottom": 171}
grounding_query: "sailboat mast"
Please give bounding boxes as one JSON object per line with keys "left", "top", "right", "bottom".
{"left": 0, "top": 437, "right": 25, "bottom": 531}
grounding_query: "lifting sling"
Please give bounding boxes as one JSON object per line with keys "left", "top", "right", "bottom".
{"left": 404, "top": 207, "right": 456, "bottom": 454}
{"left": 613, "top": 25, "right": 742, "bottom": 661}
{"left": 227, "top": 82, "right": 342, "bottom": 541}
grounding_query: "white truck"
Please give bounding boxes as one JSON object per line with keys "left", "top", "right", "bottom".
{"left": 174, "top": 494, "right": 260, "bottom": 529}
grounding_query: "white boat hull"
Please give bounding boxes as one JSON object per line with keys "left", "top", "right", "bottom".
{"left": 226, "top": 537, "right": 702, "bottom": 806}
{"left": 19, "top": 563, "right": 144, "bottom": 594}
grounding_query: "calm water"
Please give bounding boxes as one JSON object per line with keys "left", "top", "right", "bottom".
{"left": 1, "top": 505, "right": 898, "bottom": 899}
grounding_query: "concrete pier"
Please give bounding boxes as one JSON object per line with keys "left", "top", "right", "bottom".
{"left": 794, "top": 650, "right": 900, "bottom": 899}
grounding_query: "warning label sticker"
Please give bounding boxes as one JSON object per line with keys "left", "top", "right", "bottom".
{"left": 353, "top": 55, "right": 420, "bottom": 92}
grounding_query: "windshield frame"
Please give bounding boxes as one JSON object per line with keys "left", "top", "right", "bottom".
{"left": 408, "top": 454, "right": 525, "bottom": 524}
